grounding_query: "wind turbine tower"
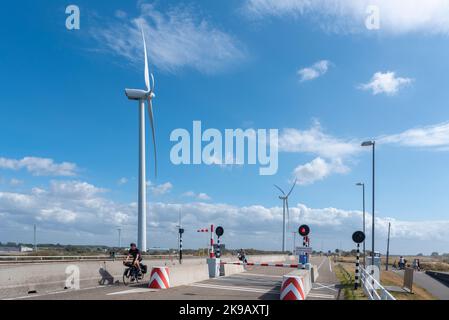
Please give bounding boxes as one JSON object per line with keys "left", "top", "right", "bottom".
{"left": 274, "top": 179, "right": 297, "bottom": 252}
{"left": 124, "top": 27, "right": 157, "bottom": 252}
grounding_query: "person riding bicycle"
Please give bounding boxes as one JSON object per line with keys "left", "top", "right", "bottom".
{"left": 237, "top": 249, "right": 247, "bottom": 264}
{"left": 124, "top": 243, "right": 142, "bottom": 273}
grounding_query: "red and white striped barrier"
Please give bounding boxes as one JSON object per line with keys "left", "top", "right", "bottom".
{"left": 220, "top": 262, "right": 299, "bottom": 268}
{"left": 148, "top": 266, "right": 170, "bottom": 289}
{"left": 280, "top": 275, "right": 306, "bottom": 300}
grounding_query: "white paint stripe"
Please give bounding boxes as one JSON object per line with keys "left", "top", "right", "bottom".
{"left": 329, "top": 257, "right": 333, "bottom": 272}
{"left": 3, "top": 285, "right": 108, "bottom": 300}
{"left": 238, "top": 273, "right": 283, "bottom": 278}
{"left": 307, "top": 293, "right": 335, "bottom": 299}
{"left": 0, "top": 274, "right": 123, "bottom": 290}
{"left": 107, "top": 288, "right": 157, "bottom": 295}
{"left": 189, "top": 283, "right": 278, "bottom": 295}
{"left": 313, "top": 283, "right": 337, "bottom": 291}
{"left": 317, "top": 257, "right": 327, "bottom": 270}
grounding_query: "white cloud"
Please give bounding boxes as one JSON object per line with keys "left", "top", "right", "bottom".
{"left": 293, "top": 157, "right": 349, "bottom": 185}
{"left": 279, "top": 121, "right": 358, "bottom": 158}
{"left": 197, "top": 193, "right": 212, "bottom": 201}
{"left": 91, "top": 3, "right": 245, "bottom": 74}
{"left": 297, "top": 60, "right": 331, "bottom": 82}
{"left": 2, "top": 183, "right": 449, "bottom": 253}
{"left": 279, "top": 121, "right": 358, "bottom": 184}
{"left": 378, "top": 121, "right": 449, "bottom": 149}
{"left": 244, "top": 0, "right": 449, "bottom": 35}
{"left": 358, "top": 71, "right": 413, "bottom": 95}
{"left": 0, "top": 156, "right": 77, "bottom": 176}
{"left": 0, "top": 181, "right": 130, "bottom": 234}
{"left": 117, "top": 177, "right": 128, "bottom": 185}
{"left": 9, "top": 179, "right": 23, "bottom": 186}
{"left": 148, "top": 181, "right": 173, "bottom": 195}
{"left": 182, "top": 191, "right": 212, "bottom": 201}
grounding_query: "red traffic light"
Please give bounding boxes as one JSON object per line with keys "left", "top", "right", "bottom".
{"left": 298, "top": 224, "right": 310, "bottom": 236}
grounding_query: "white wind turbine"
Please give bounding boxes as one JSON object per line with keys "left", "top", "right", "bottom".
{"left": 125, "top": 27, "right": 157, "bottom": 252}
{"left": 274, "top": 179, "right": 297, "bottom": 252}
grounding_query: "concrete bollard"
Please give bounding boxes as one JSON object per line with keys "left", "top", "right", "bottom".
{"left": 280, "top": 275, "right": 306, "bottom": 300}
{"left": 148, "top": 266, "right": 170, "bottom": 289}
{"left": 207, "top": 258, "right": 220, "bottom": 278}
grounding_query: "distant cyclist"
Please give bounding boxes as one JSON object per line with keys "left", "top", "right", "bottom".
{"left": 238, "top": 249, "right": 247, "bottom": 264}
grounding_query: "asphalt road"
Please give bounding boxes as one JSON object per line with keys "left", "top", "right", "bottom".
{"left": 394, "top": 270, "right": 449, "bottom": 300}
{"left": 8, "top": 256, "right": 340, "bottom": 300}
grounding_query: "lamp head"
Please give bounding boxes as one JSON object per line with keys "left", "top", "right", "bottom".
{"left": 361, "top": 140, "right": 375, "bottom": 147}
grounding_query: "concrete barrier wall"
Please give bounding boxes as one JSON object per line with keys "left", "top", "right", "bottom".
{"left": 0, "top": 254, "right": 287, "bottom": 299}
{"left": 281, "top": 269, "right": 312, "bottom": 299}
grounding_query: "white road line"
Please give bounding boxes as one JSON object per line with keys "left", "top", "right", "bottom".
{"left": 329, "top": 257, "right": 332, "bottom": 272}
{"left": 107, "top": 288, "right": 157, "bottom": 295}
{"left": 308, "top": 293, "right": 335, "bottom": 299}
{"left": 239, "top": 273, "right": 283, "bottom": 279}
{"left": 189, "top": 283, "right": 278, "bottom": 295}
{"left": 3, "top": 285, "right": 109, "bottom": 300}
{"left": 313, "top": 283, "right": 337, "bottom": 292}
{"left": 317, "top": 257, "right": 327, "bottom": 270}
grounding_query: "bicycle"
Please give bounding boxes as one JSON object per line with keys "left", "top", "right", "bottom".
{"left": 122, "top": 261, "right": 146, "bottom": 286}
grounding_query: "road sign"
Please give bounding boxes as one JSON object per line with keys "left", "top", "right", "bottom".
{"left": 298, "top": 225, "right": 310, "bottom": 236}
{"left": 295, "top": 246, "right": 313, "bottom": 255}
{"left": 352, "top": 231, "right": 365, "bottom": 243}
{"left": 215, "top": 226, "right": 224, "bottom": 237}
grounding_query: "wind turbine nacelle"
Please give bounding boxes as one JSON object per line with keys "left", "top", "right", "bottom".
{"left": 125, "top": 88, "right": 148, "bottom": 100}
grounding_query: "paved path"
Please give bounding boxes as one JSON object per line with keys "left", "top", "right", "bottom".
{"left": 307, "top": 256, "right": 341, "bottom": 300}
{"left": 7, "top": 256, "right": 340, "bottom": 300}
{"left": 394, "top": 270, "right": 449, "bottom": 300}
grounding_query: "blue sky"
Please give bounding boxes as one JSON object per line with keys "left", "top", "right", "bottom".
{"left": 1, "top": 0, "right": 449, "bottom": 254}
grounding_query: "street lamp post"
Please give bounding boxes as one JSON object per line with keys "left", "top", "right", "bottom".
{"left": 117, "top": 228, "right": 122, "bottom": 248}
{"left": 356, "top": 182, "right": 366, "bottom": 266}
{"left": 386, "top": 222, "right": 391, "bottom": 271}
{"left": 361, "top": 140, "right": 375, "bottom": 268}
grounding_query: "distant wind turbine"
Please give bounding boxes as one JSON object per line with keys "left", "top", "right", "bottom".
{"left": 125, "top": 27, "right": 157, "bottom": 252}
{"left": 274, "top": 179, "right": 297, "bottom": 252}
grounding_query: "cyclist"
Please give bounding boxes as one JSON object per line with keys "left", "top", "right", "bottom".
{"left": 124, "top": 243, "right": 142, "bottom": 273}
{"left": 237, "top": 249, "right": 247, "bottom": 264}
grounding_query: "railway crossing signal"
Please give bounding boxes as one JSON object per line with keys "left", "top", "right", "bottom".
{"left": 298, "top": 225, "right": 310, "bottom": 237}
{"left": 352, "top": 231, "right": 365, "bottom": 289}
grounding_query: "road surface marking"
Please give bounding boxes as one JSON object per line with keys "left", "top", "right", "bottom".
{"left": 189, "top": 283, "right": 279, "bottom": 295}
{"left": 238, "top": 273, "right": 283, "bottom": 278}
{"left": 308, "top": 292, "right": 335, "bottom": 299}
{"left": 329, "top": 257, "right": 332, "bottom": 272}
{"left": 3, "top": 285, "right": 108, "bottom": 300}
{"left": 107, "top": 288, "right": 158, "bottom": 295}
{"left": 317, "top": 257, "right": 327, "bottom": 270}
{"left": 313, "top": 283, "right": 337, "bottom": 292}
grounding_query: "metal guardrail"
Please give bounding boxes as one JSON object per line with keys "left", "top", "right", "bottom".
{"left": 0, "top": 254, "right": 194, "bottom": 264}
{"left": 360, "top": 267, "right": 396, "bottom": 300}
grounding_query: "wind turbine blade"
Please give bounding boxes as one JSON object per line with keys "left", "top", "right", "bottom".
{"left": 151, "top": 73, "right": 155, "bottom": 91}
{"left": 274, "top": 184, "right": 286, "bottom": 195}
{"left": 287, "top": 179, "right": 297, "bottom": 197}
{"left": 147, "top": 98, "right": 157, "bottom": 178}
{"left": 141, "top": 27, "right": 150, "bottom": 92}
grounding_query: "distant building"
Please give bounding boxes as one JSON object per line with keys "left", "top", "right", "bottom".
{"left": 0, "top": 246, "right": 33, "bottom": 254}
{"left": 20, "top": 246, "right": 33, "bottom": 252}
